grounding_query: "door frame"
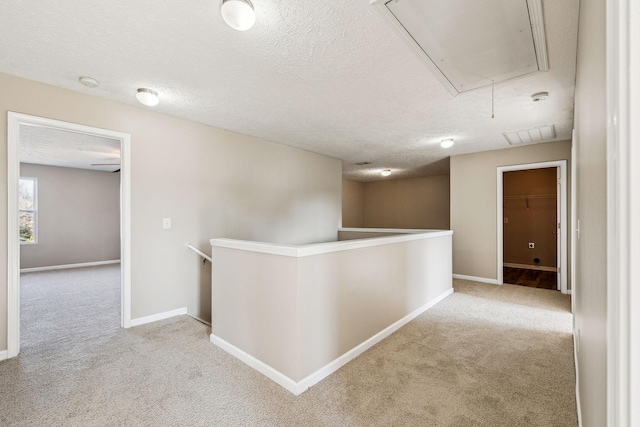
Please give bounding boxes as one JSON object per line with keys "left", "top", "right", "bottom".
{"left": 496, "top": 160, "right": 568, "bottom": 293}
{"left": 6, "top": 112, "right": 132, "bottom": 359}
{"left": 606, "top": 0, "right": 639, "bottom": 423}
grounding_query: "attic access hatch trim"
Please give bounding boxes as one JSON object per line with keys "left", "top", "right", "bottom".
{"left": 370, "top": 0, "right": 549, "bottom": 96}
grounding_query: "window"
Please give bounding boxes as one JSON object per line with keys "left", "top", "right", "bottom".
{"left": 19, "top": 177, "right": 37, "bottom": 244}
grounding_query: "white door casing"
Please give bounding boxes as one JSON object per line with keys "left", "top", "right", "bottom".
{"left": 496, "top": 160, "right": 568, "bottom": 294}
{"left": 557, "top": 167, "right": 562, "bottom": 289}
{"left": 606, "top": 0, "right": 639, "bottom": 424}
{"left": 6, "top": 112, "right": 132, "bottom": 358}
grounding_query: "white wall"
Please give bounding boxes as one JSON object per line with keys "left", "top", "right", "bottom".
{"left": 0, "top": 72, "right": 342, "bottom": 351}
{"left": 572, "top": 0, "right": 608, "bottom": 424}
{"left": 450, "top": 141, "right": 571, "bottom": 281}
{"left": 20, "top": 163, "right": 120, "bottom": 269}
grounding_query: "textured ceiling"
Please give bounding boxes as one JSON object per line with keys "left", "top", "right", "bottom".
{"left": 20, "top": 125, "right": 120, "bottom": 172}
{"left": 0, "top": 0, "right": 579, "bottom": 181}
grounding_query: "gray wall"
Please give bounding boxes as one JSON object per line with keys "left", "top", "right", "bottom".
{"left": 342, "top": 175, "right": 450, "bottom": 230}
{"left": 450, "top": 140, "right": 571, "bottom": 280}
{"left": 572, "top": 0, "right": 607, "bottom": 424}
{"left": 20, "top": 164, "right": 120, "bottom": 269}
{"left": 0, "top": 72, "right": 342, "bottom": 350}
{"left": 341, "top": 178, "right": 365, "bottom": 227}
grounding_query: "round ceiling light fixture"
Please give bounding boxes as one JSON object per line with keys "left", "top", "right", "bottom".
{"left": 531, "top": 92, "right": 549, "bottom": 102}
{"left": 79, "top": 76, "right": 99, "bottom": 88}
{"left": 136, "top": 88, "right": 159, "bottom": 106}
{"left": 440, "top": 138, "right": 454, "bottom": 148}
{"left": 221, "top": 0, "right": 256, "bottom": 31}
{"left": 381, "top": 169, "right": 392, "bottom": 177}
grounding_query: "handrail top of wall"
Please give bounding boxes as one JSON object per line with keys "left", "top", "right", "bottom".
{"left": 186, "top": 244, "right": 213, "bottom": 263}
{"left": 210, "top": 229, "right": 453, "bottom": 258}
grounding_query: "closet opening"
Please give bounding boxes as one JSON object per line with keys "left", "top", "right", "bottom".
{"left": 496, "top": 160, "right": 568, "bottom": 294}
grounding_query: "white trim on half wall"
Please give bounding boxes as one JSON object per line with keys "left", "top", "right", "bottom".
{"left": 6, "top": 112, "right": 132, "bottom": 359}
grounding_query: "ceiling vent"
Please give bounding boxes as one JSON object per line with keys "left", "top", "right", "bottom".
{"left": 371, "top": 0, "right": 549, "bottom": 96}
{"left": 503, "top": 124, "right": 556, "bottom": 145}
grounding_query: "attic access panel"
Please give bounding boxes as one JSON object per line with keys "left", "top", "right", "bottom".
{"left": 372, "top": 0, "right": 548, "bottom": 95}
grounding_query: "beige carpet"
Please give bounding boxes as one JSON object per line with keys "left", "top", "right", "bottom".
{"left": 1, "top": 267, "right": 577, "bottom": 426}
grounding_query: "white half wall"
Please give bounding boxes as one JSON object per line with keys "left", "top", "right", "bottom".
{"left": 210, "top": 230, "right": 453, "bottom": 393}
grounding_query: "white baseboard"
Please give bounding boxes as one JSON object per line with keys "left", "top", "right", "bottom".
{"left": 131, "top": 307, "right": 188, "bottom": 327}
{"left": 574, "top": 329, "right": 583, "bottom": 427}
{"left": 452, "top": 274, "right": 499, "bottom": 285}
{"left": 503, "top": 262, "right": 558, "bottom": 272}
{"left": 296, "top": 287, "right": 454, "bottom": 392}
{"left": 210, "top": 334, "right": 302, "bottom": 394}
{"left": 0, "top": 350, "right": 7, "bottom": 361}
{"left": 20, "top": 259, "right": 120, "bottom": 273}
{"left": 210, "top": 287, "right": 454, "bottom": 395}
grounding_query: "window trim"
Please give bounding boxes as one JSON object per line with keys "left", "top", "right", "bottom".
{"left": 19, "top": 176, "right": 38, "bottom": 245}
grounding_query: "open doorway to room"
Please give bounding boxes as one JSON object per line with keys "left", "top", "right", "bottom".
{"left": 7, "top": 113, "right": 132, "bottom": 359}
{"left": 502, "top": 167, "right": 558, "bottom": 290}
{"left": 497, "top": 160, "right": 568, "bottom": 294}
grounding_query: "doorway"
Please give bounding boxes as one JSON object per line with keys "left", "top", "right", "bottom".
{"left": 496, "top": 160, "right": 568, "bottom": 293}
{"left": 7, "top": 112, "right": 132, "bottom": 359}
{"left": 502, "top": 167, "right": 558, "bottom": 289}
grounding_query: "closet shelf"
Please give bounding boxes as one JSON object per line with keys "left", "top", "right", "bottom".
{"left": 504, "top": 194, "right": 556, "bottom": 199}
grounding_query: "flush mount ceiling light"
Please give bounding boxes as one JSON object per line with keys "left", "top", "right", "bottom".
{"left": 531, "top": 91, "right": 549, "bottom": 102}
{"left": 381, "top": 169, "right": 392, "bottom": 177}
{"left": 221, "top": 0, "right": 256, "bottom": 31}
{"left": 136, "top": 88, "right": 159, "bottom": 106}
{"left": 78, "top": 76, "right": 99, "bottom": 88}
{"left": 440, "top": 138, "right": 454, "bottom": 148}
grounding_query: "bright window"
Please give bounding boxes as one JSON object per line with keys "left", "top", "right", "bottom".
{"left": 19, "top": 177, "right": 37, "bottom": 244}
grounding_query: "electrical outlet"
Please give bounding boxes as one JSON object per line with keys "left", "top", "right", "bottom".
{"left": 528, "top": 243, "right": 535, "bottom": 249}
{"left": 504, "top": 217, "right": 509, "bottom": 223}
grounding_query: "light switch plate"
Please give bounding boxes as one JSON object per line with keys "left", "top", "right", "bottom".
{"left": 163, "top": 218, "right": 171, "bottom": 229}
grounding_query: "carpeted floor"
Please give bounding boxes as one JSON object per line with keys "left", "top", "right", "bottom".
{"left": 0, "top": 266, "right": 577, "bottom": 426}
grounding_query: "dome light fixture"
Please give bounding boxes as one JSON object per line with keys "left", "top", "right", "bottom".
{"left": 136, "top": 88, "right": 159, "bottom": 107}
{"left": 221, "top": 0, "right": 256, "bottom": 31}
{"left": 381, "top": 169, "right": 392, "bottom": 177}
{"left": 440, "top": 138, "right": 454, "bottom": 148}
